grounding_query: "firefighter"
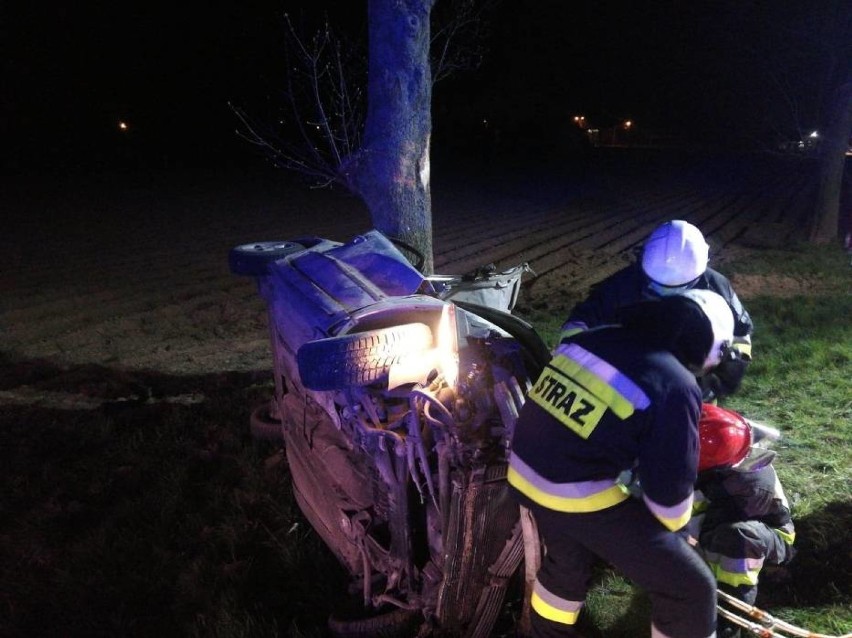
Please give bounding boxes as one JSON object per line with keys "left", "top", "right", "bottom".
{"left": 561, "top": 220, "right": 752, "bottom": 401}
{"left": 509, "top": 289, "right": 735, "bottom": 638}
{"left": 691, "top": 403, "right": 796, "bottom": 638}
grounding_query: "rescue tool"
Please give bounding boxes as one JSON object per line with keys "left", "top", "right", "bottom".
{"left": 717, "top": 589, "right": 851, "bottom": 638}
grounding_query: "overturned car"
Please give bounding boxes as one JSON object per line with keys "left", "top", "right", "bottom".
{"left": 229, "top": 230, "right": 550, "bottom": 636}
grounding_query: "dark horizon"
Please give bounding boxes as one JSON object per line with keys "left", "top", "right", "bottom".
{"left": 3, "top": 1, "right": 841, "bottom": 173}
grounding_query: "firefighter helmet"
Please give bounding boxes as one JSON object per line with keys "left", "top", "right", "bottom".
{"left": 678, "top": 288, "right": 734, "bottom": 372}
{"left": 642, "top": 220, "right": 709, "bottom": 288}
{"left": 698, "top": 403, "right": 752, "bottom": 472}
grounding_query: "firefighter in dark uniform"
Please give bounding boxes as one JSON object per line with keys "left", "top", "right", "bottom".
{"left": 509, "top": 289, "right": 735, "bottom": 638}
{"left": 561, "top": 220, "right": 752, "bottom": 401}
{"left": 691, "top": 404, "right": 796, "bottom": 638}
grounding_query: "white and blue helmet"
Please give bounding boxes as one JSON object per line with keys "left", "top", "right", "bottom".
{"left": 678, "top": 288, "right": 734, "bottom": 372}
{"left": 642, "top": 220, "right": 709, "bottom": 289}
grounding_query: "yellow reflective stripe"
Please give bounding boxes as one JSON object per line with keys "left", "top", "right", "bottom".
{"left": 732, "top": 341, "right": 752, "bottom": 358}
{"left": 531, "top": 590, "right": 580, "bottom": 625}
{"left": 653, "top": 508, "right": 692, "bottom": 532}
{"left": 529, "top": 369, "right": 608, "bottom": 439}
{"left": 508, "top": 466, "right": 629, "bottom": 513}
{"left": 643, "top": 493, "right": 693, "bottom": 531}
{"left": 692, "top": 500, "right": 709, "bottom": 515}
{"left": 707, "top": 561, "right": 760, "bottom": 587}
{"left": 549, "top": 355, "right": 636, "bottom": 419}
{"left": 775, "top": 528, "right": 796, "bottom": 545}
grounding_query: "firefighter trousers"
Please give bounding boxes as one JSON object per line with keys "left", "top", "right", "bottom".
{"left": 530, "top": 498, "right": 717, "bottom": 638}
{"left": 700, "top": 520, "right": 794, "bottom": 605}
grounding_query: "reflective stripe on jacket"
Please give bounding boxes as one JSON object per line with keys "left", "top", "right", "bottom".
{"left": 509, "top": 325, "right": 701, "bottom": 530}
{"left": 508, "top": 451, "right": 629, "bottom": 512}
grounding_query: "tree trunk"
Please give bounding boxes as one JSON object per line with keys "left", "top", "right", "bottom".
{"left": 356, "top": 0, "right": 436, "bottom": 274}
{"left": 809, "top": 76, "right": 852, "bottom": 244}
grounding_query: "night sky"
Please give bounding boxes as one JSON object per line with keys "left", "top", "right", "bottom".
{"left": 3, "top": 1, "right": 287, "bottom": 170}
{"left": 3, "top": 1, "right": 838, "bottom": 172}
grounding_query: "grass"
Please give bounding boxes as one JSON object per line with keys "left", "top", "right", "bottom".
{"left": 1, "top": 244, "right": 849, "bottom": 637}
{"left": 0, "top": 369, "right": 345, "bottom": 637}
{"left": 713, "top": 245, "right": 851, "bottom": 637}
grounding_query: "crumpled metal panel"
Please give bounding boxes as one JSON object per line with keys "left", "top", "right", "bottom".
{"left": 282, "top": 394, "right": 379, "bottom": 575}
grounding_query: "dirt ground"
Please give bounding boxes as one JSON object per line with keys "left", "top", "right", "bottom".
{"left": 0, "top": 152, "right": 826, "bottom": 408}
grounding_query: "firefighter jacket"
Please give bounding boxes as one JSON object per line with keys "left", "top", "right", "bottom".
{"left": 508, "top": 326, "right": 702, "bottom": 532}
{"left": 697, "top": 464, "right": 793, "bottom": 536}
{"left": 561, "top": 263, "right": 753, "bottom": 358}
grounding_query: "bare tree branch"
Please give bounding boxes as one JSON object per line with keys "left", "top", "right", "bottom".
{"left": 230, "top": 13, "right": 365, "bottom": 191}
{"left": 430, "top": 0, "right": 498, "bottom": 84}
{"left": 231, "top": 3, "right": 496, "bottom": 191}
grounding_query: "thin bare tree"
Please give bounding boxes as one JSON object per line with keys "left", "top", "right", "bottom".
{"left": 232, "top": 0, "right": 496, "bottom": 273}
{"left": 808, "top": 5, "right": 852, "bottom": 244}
{"left": 230, "top": 14, "right": 366, "bottom": 192}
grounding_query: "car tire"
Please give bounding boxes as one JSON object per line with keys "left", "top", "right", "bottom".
{"left": 297, "top": 323, "right": 434, "bottom": 391}
{"left": 249, "top": 402, "right": 284, "bottom": 442}
{"left": 327, "top": 606, "right": 422, "bottom": 638}
{"left": 228, "top": 241, "right": 305, "bottom": 277}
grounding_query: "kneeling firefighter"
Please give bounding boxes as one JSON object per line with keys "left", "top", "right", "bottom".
{"left": 509, "top": 289, "right": 735, "bottom": 638}
{"left": 691, "top": 404, "right": 796, "bottom": 638}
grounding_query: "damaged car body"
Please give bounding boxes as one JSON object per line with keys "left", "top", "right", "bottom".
{"left": 229, "top": 230, "right": 549, "bottom": 636}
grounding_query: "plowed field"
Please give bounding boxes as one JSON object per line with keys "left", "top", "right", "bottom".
{"left": 1, "top": 151, "right": 819, "bottom": 405}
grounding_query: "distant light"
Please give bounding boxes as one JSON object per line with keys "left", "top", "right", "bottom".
{"left": 624, "top": 120, "right": 632, "bottom": 129}
{"left": 809, "top": 130, "right": 819, "bottom": 138}
{"left": 118, "top": 121, "right": 129, "bottom": 131}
